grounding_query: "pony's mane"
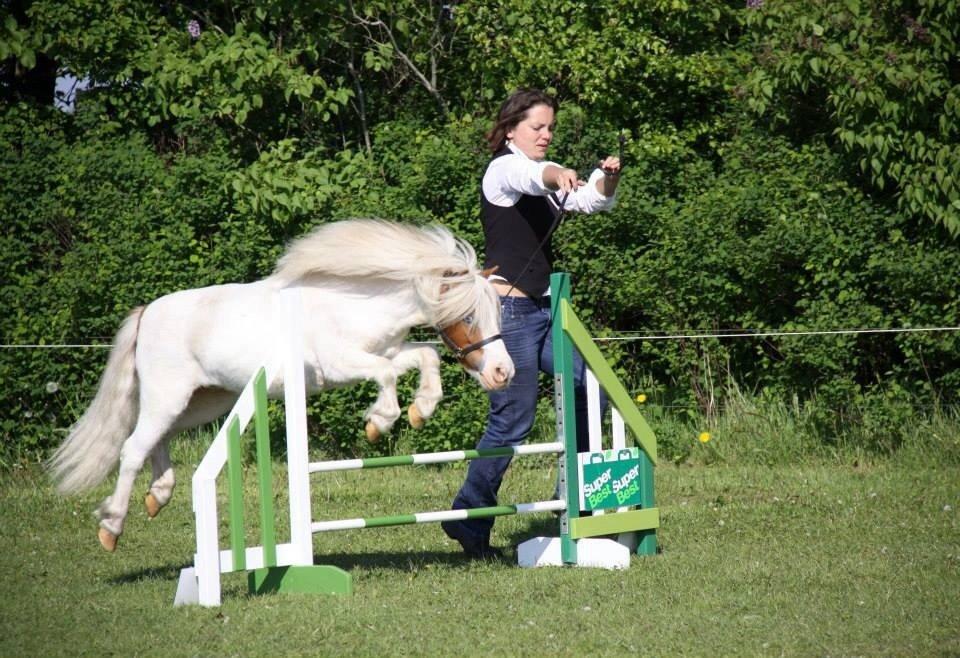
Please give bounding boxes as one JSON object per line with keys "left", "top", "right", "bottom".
{"left": 273, "top": 219, "right": 497, "bottom": 328}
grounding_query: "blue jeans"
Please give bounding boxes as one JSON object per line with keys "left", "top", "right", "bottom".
{"left": 449, "top": 295, "right": 604, "bottom": 543}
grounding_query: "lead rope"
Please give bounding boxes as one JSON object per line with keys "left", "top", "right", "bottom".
{"left": 501, "top": 130, "right": 626, "bottom": 298}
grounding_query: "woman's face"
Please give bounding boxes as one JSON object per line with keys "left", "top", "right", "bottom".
{"left": 506, "top": 103, "right": 555, "bottom": 160}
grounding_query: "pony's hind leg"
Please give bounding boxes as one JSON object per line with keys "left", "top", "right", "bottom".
{"left": 96, "top": 382, "right": 194, "bottom": 551}
{"left": 143, "top": 387, "right": 236, "bottom": 519}
{"left": 95, "top": 420, "right": 170, "bottom": 551}
{"left": 391, "top": 345, "right": 443, "bottom": 429}
{"left": 144, "top": 439, "right": 173, "bottom": 519}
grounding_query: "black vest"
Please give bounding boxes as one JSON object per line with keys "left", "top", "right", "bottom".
{"left": 481, "top": 148, "right": 561, "bottom": 298}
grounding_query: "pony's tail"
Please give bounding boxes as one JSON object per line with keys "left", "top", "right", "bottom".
{"left": 47, "top": 306, "right": 145, "bottom": 495}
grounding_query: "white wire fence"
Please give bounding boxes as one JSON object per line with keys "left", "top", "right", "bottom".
{"left": 3, "top": 324, "right": 958, "bottom": 350}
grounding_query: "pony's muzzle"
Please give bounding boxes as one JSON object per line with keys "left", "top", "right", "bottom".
{"left": 491, "top": 364, "right": 512, "bottom": 388}
{"left": 479, "top": 356, "right": 514, "bottom": 390}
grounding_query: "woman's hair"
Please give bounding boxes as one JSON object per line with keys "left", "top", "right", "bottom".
{"left": 485, "top": 88, "right": 558, "bottom": 153}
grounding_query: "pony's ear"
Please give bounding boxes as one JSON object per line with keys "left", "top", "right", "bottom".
{"left": 481, "top": 265, "right": 499, "bottom": 278}
{"left": 440, "top": 269, "right": 467, "bottom": 295}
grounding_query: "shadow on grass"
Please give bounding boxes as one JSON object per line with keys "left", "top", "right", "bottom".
{"left": 108, "top": 561, "right": 193, "bottom": 585}
{"left": 105, "top": 548, "right": 515, "bottom": 592}
{"left": 315, "top": 548, "right": 511, "bottom": 571}
{"left": 105, "top": 515, "right": 561, "bottom": 590}
{"left": 310, "top": 517, "right": 560, "bottom": 572}
{"left": 503, "top": 515, "right": 559, "bottom": 547}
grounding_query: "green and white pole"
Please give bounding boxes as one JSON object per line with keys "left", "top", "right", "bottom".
{"left": 519, "top": 272, "right": 659, "bottom": 570}
{"left": 312, "top": 499, "right": 566, "bottom": 533}
{"left": 246, "top": 289, "right": 352, "bottom": 597}
{"left": 556, "top": 293, "right": 659, "bottom": 556}
{"left": 309, "top": 442, "right": 563, "bottom": 473}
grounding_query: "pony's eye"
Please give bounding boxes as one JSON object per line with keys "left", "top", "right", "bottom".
{"left": 463, "top": 314, "right": 475, "bottom": 326}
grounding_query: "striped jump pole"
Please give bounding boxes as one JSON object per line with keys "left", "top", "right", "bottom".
{"left": 312, "top": 500, "right": 566, "bottom": 533}
{"left": 309, "top": 441, "right": 563, "bottom": 473}
{"left": 308, "top": 442, "right": 566, "bottom": 532}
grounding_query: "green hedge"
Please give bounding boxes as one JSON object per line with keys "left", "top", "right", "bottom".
{"left": 1, "top": 99, "right": 957, "bottom": 466}
{"left": 560, "top": 128, "right": 958, "bottom": 450}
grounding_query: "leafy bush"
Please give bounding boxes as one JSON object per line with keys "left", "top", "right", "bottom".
{"left": 0, "top": 103, "right": 256, "bottom": 464}
{"left": 555, "top": 128, "right": 958, "bottom": 450}
{"left": 740, "top": 0, "right": 960, "bottom": 235}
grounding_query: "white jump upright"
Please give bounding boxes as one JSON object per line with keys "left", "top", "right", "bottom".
{"left": 176, "top": 288, "right": 351, "bottom": 606}
{"left": 282, "top": 287, "right": 315, "bottom": 569}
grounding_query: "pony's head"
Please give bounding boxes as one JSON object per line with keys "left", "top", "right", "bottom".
{"left": 430, "top": 267, "right": 514, "bottom": 391}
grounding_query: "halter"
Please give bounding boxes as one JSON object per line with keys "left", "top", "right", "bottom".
{"left": 435, "top": 267, "right": 504, "bottom": 367}
{"left": 437, "top": 328, "right": 503, "bottom": 362}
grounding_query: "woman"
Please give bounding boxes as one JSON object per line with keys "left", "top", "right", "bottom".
{"left": 442, "top": 89, "right": 621, "bottom": 558}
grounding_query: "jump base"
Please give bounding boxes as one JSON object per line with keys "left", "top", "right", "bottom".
{"left": 248, "top": 565, "right": 353, "bottom": 597}
{"left": 174, "top": 567, "right": 199, "bottom": 606}
{"left": 517, "top": 537, "right": 630, "bottom": 569}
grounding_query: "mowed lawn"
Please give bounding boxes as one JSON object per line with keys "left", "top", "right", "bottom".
{"left": 2, "top": 454, "right": 957, "bottom": 657}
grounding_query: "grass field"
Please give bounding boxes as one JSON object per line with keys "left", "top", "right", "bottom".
{"left": 2, "top": 442, "right": 957, "bottom": 657}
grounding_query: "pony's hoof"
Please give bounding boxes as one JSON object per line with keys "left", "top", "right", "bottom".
{"left": 365, "top": 421, "right": 381, "bottom": 443}
{"left": 145, "top": 492, "right": 161, "bottom": 519}
{"left": 408, "top": 404, "right": 425, "bottom": 429}
{"left": 98, "top": 527, "right": 118, "bottom": 552}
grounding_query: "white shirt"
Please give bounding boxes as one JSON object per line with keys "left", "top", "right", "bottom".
{"left": 481, "top": 142, "right": 617, "bottom": 213}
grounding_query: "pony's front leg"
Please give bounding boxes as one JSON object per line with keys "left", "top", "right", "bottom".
{"left": 365, "top": 383, "right": 402, "bottom": 442}
{"left": 334, "top": 351, "right": 402, "bottom": 442}
{"left": 390, "top": 344, "right": 443, "bottom": 429}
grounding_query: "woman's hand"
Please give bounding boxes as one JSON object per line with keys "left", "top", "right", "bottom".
{"left": 599, "top": 156, "right": 621, "bottom": 177}
{"left": 555, "top": 167, "right": 584, "bottom": 194}
{"left": 597, "top": 156, "right": 621, "bottom": 197}
{"left": 543, "top": 165, "right": 585, "bottom": 194}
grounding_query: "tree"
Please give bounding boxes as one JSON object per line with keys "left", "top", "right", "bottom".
{"left": 740, "top": 0, "right": 960, "bottom": 236}
{"left": 1, "top": 0, "right": 57, "bottom": 104}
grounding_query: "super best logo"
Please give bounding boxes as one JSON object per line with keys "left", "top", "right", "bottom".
{"left": 577, "top": 448, "right": 643, "bottom": 512}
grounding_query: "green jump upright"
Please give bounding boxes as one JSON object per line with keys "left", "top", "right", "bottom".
{"left": 551, "top": 272, "right": 581, "bottom": 565}
{"left": 549, "top": 272, "right": 658, "bottom": 559}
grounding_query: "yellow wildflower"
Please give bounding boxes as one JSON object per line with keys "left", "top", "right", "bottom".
{"left": 698, "top": 432, "right": 711, "bottom": 444}
{"left": 635, "top": 393, "right": 647, "bottom": 403}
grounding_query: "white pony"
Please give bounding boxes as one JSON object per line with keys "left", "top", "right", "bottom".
{"left": 48, "top": 219, "right": 514, "bottom": 551}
